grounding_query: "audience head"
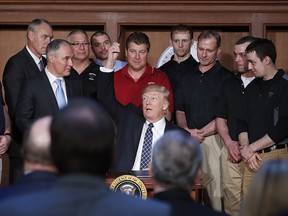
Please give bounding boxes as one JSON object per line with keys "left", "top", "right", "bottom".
{"left": 22, "top": 116, "right": 56, "bottom": 171}
{"left": 46, "top": 39, "right": 73, "bottom": 77}
{"left": 141, "top": 84, "right": 169, "bottom": 123}
{"left": 234, "top": 36, "right": 257, "bottom": 73}
{"left": 67, "top": 29, "right": 90, "bottom": 62}
{"left": 125, "top": 32, "right": 150, "bottom": 72}
{"left": 27, "top": 18, "right": 53, "bottom": 58}
{"left": 170, "top": 24, "right": 194, "bottom": 60}
{"left": 197, "top": 30, "right": 221, "bottom": 69}
{"left": 241, "top": 159, "right": 288, "bottom": 216}
{"left": 90, "top": 30, "right": 112, "bottom": 62}
{"left": 150, "top": 130, "right": 202, "bottom": 191}
{"left": 50, "top": 98, "right": 116, "bottom": 177}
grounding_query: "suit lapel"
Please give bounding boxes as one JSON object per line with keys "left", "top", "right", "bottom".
{"left": 39, "top": 72, "right": 59, "bottom": 111}
{"left": 133, "top": 118, "right": 145, "bottom": 153}
{"left": 23, "top": 47, "right": 42, "bottom": 73}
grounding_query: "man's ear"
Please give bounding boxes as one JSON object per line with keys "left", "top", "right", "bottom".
{"left": 163, "top": 101, "right": 169, "bottom": 110}
{"left": 216, "top": 47, "right": 221, "bottom": 56}
{"left": 263, "top": 56, "right": 271, "bottom": 65}
{"left": 28, "top": 30, "right": 34, "bottom": 41}
{"left": 47, "top": 54, "right": 55, "bottom": 64}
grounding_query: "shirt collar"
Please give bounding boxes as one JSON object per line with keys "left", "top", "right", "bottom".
{"left": 26, "top": 45, "right": 43, "bottom": 64}
{"left": 145, "top": 117, "right": 166, "bottom": 130}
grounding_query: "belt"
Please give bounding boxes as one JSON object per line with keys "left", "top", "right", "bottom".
{"left": 257, "top": 144, "right": 288, "bottom": 154}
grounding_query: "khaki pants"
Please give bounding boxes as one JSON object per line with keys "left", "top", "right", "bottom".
{"left": 221, "top": 143, "right": 244, "bottom": 216}
{"left": 201, "top": 134, "right": 223, "bottom": 211}
{"left": 243, "top": 147, "right": 288, "bottom": 197}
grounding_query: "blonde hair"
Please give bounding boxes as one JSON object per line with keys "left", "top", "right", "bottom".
{"left": 142, "top": 84, "right": 169, "bottom": 103}
{"left": 241, "top": 159, "right": 288, "bottom": 216}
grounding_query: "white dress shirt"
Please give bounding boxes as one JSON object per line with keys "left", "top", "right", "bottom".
{"left": 45, "top": 69, "right": 68, "bottom": 104}
{"left": 26, "top": 45, "right": 44, "bottom": 71}
{"left": 132, "top": 117, "right": 166, "bottom": 171}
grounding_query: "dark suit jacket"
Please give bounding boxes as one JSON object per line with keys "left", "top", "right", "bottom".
{"left": 98, "top": 71, "right": 189, "bottom": 172}
{"left": 15, "top": 71, "right": 82, "bottom": 133}
{"left": 3, "top": 47, "right": 47, "bottom": 156}
{"left": 0, "top": 171, "right": 58, "bottom": 201}
{"left": 0, "top": 174, "right": 170, "bottom": 216}
{"left": 154, "top": 189, "right": 226, "bottom": 216}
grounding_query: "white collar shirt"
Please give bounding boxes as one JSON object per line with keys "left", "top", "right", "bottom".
{"left": 132, "top": 117, "right": 166, "bottom": 171}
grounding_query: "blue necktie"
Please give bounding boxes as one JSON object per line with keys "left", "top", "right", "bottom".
{"left": 140, "top": 123, "right": 154, "bottom": 170}
{"left": 54, "top": 79, "right": 66, "bottom": 109}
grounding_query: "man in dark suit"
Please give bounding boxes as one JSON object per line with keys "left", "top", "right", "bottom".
{"left": 3, "top": 18, "right": 53, "bottom": 183}
{"left": 151, "top": 130, "right": 226, "bottom": 216}
{"left": 0, "top": 99, "right": 170, "bottom": 216}
{"left": 98, "top": 43, "right": 188, "bottom": 172}
{"left": 0, "top": 116, "right": 58, "bottom": 201}
{"left": 15, "top": 39, "right": 82, "bottom": 134}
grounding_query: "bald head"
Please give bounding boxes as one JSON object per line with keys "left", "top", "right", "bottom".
{"left": 22, "top": 116, "right": 53, "bottom": 166}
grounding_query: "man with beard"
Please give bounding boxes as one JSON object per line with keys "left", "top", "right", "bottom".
{"left": 90, "top": 30, "right": 127, "bottom": 71}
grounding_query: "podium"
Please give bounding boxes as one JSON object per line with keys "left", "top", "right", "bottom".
{"left": 106, "top": 172, "right": 207, "bottom": 203}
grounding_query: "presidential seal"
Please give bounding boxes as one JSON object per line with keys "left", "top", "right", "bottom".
{"left": 109, "top": 175, "right": 148, "bottom": 199}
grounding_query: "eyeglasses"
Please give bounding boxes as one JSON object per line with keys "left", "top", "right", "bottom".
{"left": 70, "top": 42, "right": 90, "bottom": 47}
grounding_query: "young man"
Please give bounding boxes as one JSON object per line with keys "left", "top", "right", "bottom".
{"left": 90, "top": 30, "right": 127, "bottom": 71}
{"left": 216, "top": 36, "right": 256, "bottom": 216}
{"left": 238, "top": 38, "right": 288, "bottom": 195}
{"left": 159, "top": 24, "right": 197, "bottom": 98}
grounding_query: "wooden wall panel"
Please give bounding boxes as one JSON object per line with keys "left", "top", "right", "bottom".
{"left": 266, "top": 27, "right": 288, "bottom": 72}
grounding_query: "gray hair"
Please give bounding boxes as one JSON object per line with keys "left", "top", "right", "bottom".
{"left": 27, "top": 18, "right": 52, "bottom": 38}
{"left": 142, "top": 84, "right": 170, "bottom": 106}
{"left": 152, "top": 130, "right": 202, "bottom": 190}
{"left": 46, "top": 39, "right": 70, "bottom": 57}
{"left": 67, "top": 29, "right": 89, "bottom": 43}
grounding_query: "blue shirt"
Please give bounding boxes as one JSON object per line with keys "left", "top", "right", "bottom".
{"left": 95, "top": 59, "right": 127, "bottom": 72}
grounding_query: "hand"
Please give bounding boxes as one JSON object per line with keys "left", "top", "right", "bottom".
{"left": 226, "top": 140, "right": 241, "bottom": 163}
{"left": 0, "top": 135, "right": 11, "bottom": 154}
{"left": 106, "top": 42, "right": 120, "bottom": 69}
{"left": 187, "top": 128, "right": 204, "bottom": 143}
{"left": 246, "top": 153, "right": 262, "bottom": 172}
{"left": 240, "top": 145, "right": 254, "bottom": 162}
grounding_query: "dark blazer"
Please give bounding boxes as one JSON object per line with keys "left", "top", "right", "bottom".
{"left": 0, "top": 171, "right": 58, "bottom": 201}
{"left": 154, "top": 189, "right": 226, "bottom": 216}
{"left": 3, "top": 47, "right": 47, "bottom": 156}
{"left": 15, "top": 71, "right": 82, "bottom": 134}
{"left": 98, "top": 71, "right": 189, "bottom": 172}
{"left": 0, "top": 174, "right": 170, "bottom": 216}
